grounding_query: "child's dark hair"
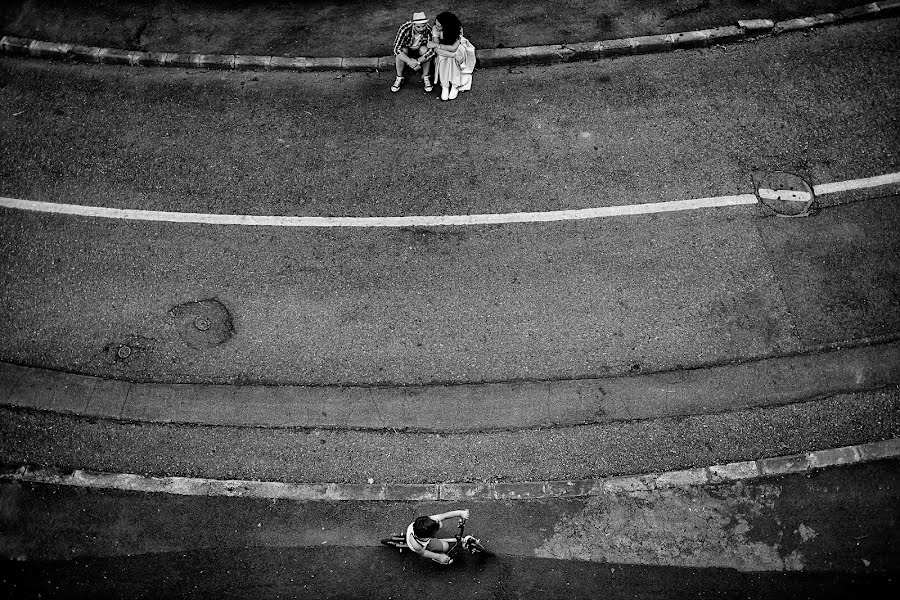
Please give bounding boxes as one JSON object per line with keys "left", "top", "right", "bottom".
{"left": 436, "top": 11, "right": 462, "bottom": 45}
{"left": 413, "top": 516, "right": 440, "bottom": 538}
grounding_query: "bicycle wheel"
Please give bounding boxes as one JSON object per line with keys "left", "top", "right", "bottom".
{"left": 469, "top": 540, "right": 494, "bottom": 556}
{"left": 380, "top": 536, "right": 405, "bottom": 549}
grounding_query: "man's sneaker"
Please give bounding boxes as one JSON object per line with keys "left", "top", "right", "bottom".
{"left": 391, "top": 76, "right": 403, "bottom": 92}
{"left": 423, "top": 75, "right": 433, "bottom": 92}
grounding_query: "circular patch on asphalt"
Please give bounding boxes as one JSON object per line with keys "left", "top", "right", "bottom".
{"left": 754, "top": 171, "right": 815, "bottom": 217}
{"left": 169, "top": 299, "right": 234, "bottom": 349}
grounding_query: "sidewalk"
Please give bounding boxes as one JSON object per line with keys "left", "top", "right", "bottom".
{"left": 2, "top": 1, "right": 898, "bottom": 70}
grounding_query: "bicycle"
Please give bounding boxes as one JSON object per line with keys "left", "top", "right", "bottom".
{"left": 380, "top": 517, "right": 494, "bottom": 564}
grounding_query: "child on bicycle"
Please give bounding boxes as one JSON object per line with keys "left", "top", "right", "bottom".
{"left": 405, "top": 508, "right": 471, "bottom": 565}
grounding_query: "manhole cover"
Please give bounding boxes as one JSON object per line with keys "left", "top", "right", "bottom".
{"left": 169, "top": 299, "right": 234, "bottom": 349}
{"left": 754, "top": 171, "right": 815, "bottom": 217}
{"left": 117, "top": 345, "right": 132, "bottom": 359}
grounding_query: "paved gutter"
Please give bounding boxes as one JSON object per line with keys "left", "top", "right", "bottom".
{"left": 2, "top": 340, "right": 898, "bottom": 432}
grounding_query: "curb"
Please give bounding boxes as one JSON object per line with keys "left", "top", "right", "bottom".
{"left": 1, "top": 2, "right": 898, "bottom": 72}
{"left": 2, "top": 439, "right": 897, "bottom": 502}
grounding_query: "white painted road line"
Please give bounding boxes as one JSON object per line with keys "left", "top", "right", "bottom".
{"left": 0, "top": 194, "right": 759, "bottom": 227}
{"left": 1, "top": 171, "right": 898, "bottom": 227}
{"left": 758, "top": 188, "right": 812, "bottom": 203}
{"left": 814, "top": 172, "right": 900, "bottom": 196}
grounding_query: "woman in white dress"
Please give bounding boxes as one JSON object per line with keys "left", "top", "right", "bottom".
{"left": 428, "top": 12, "right": 476, "bottom": 101}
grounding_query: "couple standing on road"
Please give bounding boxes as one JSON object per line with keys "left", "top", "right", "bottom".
{"left": 391, "top": 10, "right": 476, "bottom": 101}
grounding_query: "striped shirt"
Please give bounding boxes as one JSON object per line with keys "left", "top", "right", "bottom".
{"left": 393, "top": 21, "right": 436, "bottom": 61}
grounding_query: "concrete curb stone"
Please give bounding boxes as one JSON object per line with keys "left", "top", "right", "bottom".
{"left": 597, "top": 38, "right": 635, "bottom": 57}
{"left": 474, "top": 47, "right": 525, "bottom": 67}
{"left": 522, "top": 45, "right": 575, "bottom": 64}
{"left": 71, "top": 44, "right": 103, "bottom": 63}
{"left": 439, "top": 482, "right": 496, "bottom": 501}
{"left": 737, "top": 19, "right": 776, "bottom": 34}
{"left": 808, "top": 445, "right": 860, "bottom": 467}
{"left": 654, "top": 467, "right": 708, "bottom": 488}
{"left": 101, "top": 48, "right": 138, "bottom": 66}
{"left": 562, "top": 41, "right": 606, "bottom": 60}
{"left": 603, "top": 474, "right": 659, "bottom": 493}
{"left": 699, "top": 25, "right": 746, "bottom": 45}
{"left": 2, "top": 439, "right": 897, "bottom": 502}
{"left": 28, "top": 40, "right": 73, "bottom": 58}
{"left": 145, "top": 52, "right": 177, "bottom": 67}
{"left": 758, "top": 453, "right": 811, "bottom": 475}
{"left": 376, "top": 56, "right": 395, "bottom": 70}
{"left": 493, "top": 481, "right": 551, "bottom": 500}
{"left": 141, "top": 52, "right": 168, "bottom": 67}
{"left": 126, "top": 51, "right": 150, "bottom": 66}
{"left": 234, "top": 55, "right": 271, "bottom": 70}
{"left": 707, "top": 460, "right": 760, "bottom": 482}
{"left": 544, "top": 479, "right": 602, "bottom": 498}
{"left": 1, "top": 2, "right": 895, "bottom": 73}
{"left": 198, "top": 54, "right": 237, "bottom": 70}
{"left": 340, "top": 56, "right": 379, "bottom": 70}
{"left": 0, "top": 35, "right": 30, "bottom": 54}
{"left": 270, "top": 56, "right": 308, "bottom": 70}
{"left": 842, "top": 2, "right": 881, "bottom": 18}
{"left": 629, "top": 34, "right": 672, "bottom": 55}
{"left": 665, "top": 30, "right": 712, "bottom": 49}
{"left": 774, "top": 13, "right": 840, "bottom": 33}
{"left": 305, "top": 57, "right": 343, "bottom": 71}
{"left": 167, "top": 53, "right": 198, "bottom": 69}
{"left": 857, "top": 437, "right": 900, "bottom": 460}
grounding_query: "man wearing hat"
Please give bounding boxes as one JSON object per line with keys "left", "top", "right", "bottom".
{"left": 391, "top": 11, "right": 435, "bottom": 93}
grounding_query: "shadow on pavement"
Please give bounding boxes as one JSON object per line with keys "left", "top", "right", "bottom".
{"left": 2, "top": 461, "right": 898, "bottom": 597}
{"left": 2, "top": 546, "right": 895, "bottom": 599}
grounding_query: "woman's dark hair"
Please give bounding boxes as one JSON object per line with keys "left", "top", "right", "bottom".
{"left": 436, "top": 11, "right": 462, "bottom": 45}
{"left": 413, "top": 516, "right": 440, "bottom": 538}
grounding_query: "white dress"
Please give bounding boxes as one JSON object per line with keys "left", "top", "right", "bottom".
{"left": 435, "top": 36, "right": 476, "bottom": 91}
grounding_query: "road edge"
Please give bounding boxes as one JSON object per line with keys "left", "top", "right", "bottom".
{"left": 2, "top": 438, "right": 897, "bottom": 501}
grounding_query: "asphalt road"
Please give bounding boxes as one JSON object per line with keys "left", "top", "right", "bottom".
{"left": 1, "top": 19, "right": 899, "bottom": 597}
{"left": 2, "top": 460, "right": 897, "bottom": 598}
{"left": 2, "top": 18, "right": 898, "bottom": 217}
{"left": 1, "top": 18, "right": 899, "bottom": 386}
